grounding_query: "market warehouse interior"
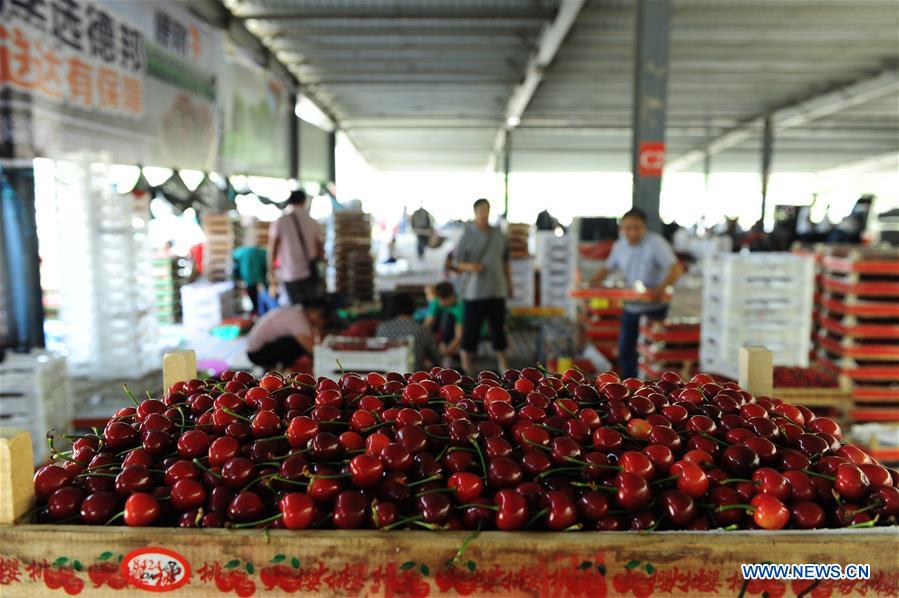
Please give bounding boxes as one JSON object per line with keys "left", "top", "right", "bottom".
{"left": 2, "top": 0, "right": 899, "bottom": 542}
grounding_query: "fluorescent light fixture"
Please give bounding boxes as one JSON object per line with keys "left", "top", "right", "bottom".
{"left": 296, "top": 94, "right": 335, "bottom": 131}
{"left": 142, "top": 166, "right": 174, "bottom": 187}
{"left": 248, "top": 176, "right": 291, "bottom": 202}
{"left": 179, "top": 169, "right": 205, "bottom": 192}
{"left": 109, "top": 164, "right": 141, "bottom": 193}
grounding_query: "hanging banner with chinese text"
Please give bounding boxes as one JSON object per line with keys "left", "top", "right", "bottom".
{"left": 0, "top": 0, "right": 221, "bottom": 170}
{"left": 219, "top": 41, "right": 292, "bottom": 178}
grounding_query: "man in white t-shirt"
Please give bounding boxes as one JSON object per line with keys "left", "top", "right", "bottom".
{"left": 268, "top": 190, "right": 323, "bottom": 305}
{"left": 246, "top": 300, "right": 328, "bottom": 369}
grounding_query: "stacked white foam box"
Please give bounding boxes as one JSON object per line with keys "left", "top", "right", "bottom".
{"left": 181, "top": 281, "right": 237, "bottom": 333}
{"left": 53, "top": 161, "right": 159, "bottom": 379}
{"left": 537, "top": 232, "right": 575, "bottom": 311}
{"left": 700, "top": 253, "right": 815, "bottom": 379}
{"left": 508, "top": 258, "right": 535, "bottom": 308}
{"left": 0, "top": 351, "right": 72, "bottom": 463}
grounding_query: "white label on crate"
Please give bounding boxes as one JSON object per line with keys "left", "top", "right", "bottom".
{"left": 121, "top": 547, "right": 191, "bottom": 592}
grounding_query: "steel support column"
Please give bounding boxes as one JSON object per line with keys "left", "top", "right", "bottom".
{"left": 631, "top": 0, "right": 671, "bottom": 233}
{"left": 289, "top": 93, "right": 300, "bottom": 181}
{"left": 328, "top": 130, "right": 337, "bottom": 185}
{"left": 503, "top": 129, "right": 511, "bottom": 218}
{"left": 760, "top": 116, "right": 774, "bottom": 228}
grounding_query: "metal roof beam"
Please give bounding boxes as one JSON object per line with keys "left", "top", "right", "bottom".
{"left": 817, "top": 151, "right": 899, "bottom": 175}
{"left": 232, "top": 7, "right": 555, "bottom": 20}
{"left": 489, "top": 0, "right": 586, "bottom": 170}
{"left": 666, "top": 68, "right": 899, "bottom": 172}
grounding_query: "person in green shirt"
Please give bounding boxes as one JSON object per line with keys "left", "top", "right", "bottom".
{"left": 425, "top": 282, "right": 465, "bottom": 366}
{"left": 233, "top": 246, "right": 267, "bottom": 315}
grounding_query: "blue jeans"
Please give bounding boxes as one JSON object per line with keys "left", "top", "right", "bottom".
{"left": 618, "top": 306, "right": 668, "bottom": 379}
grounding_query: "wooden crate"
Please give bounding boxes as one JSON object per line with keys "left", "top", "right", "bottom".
{"left": 1, "top": 350, "right": 898, "bottom": 596}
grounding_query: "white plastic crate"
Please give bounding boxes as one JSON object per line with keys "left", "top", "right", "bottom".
{"left": 51, "top": 161, "right": 159, "bottom": 379}
{"left": 314, "top": 336, "right": 413, "bottom": 379}
{"left": 0, "top": 352, "right": 73, "bottom": 464}
{"left": 509, "top": 258, "right": 535, "bottom": 308}
{"left": 703, "top": 253, "right": 815, "bottom": 292}
{"left": 181, "top": 281, "right": 237, "bottom": 332}
{"left": 536, "top": 233, "right": 575, "bottom": 309}
{"left": 700, "top": 252, "right": 814, "bottom": 376}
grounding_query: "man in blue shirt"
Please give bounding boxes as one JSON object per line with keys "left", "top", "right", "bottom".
{"left": 590, "top": 208, "right": 683, "bottom": 379}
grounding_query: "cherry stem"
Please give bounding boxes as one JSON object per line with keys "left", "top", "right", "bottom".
{"left": 221, "top": 407, "right": 251, "bottom": 423}
{"left": 849, "top": 503, "right": 878, "bottom": 517}
{"left": 415, "top": 487, "right": 456, "bottom": 498}
{"left": 382, "top": 515, "right": 425, "bottom": 531}
{"left": 536, "top": 466, "right": 583, "bottom": 480}
{"left": 538, "top": 424, "right": 565, "bottom": 434}
{"left": 104, "top": 512, "right": 124, "bottom": 526}
{"left": 563, "top": 523, "right": 583, "bottom": 532}
{"left": 470, "top": 438, "right": 487, "bottom": 478}
{"left": 524, "top": 440, "right": 552, "bottom": 452}
{"left": 363, "top": 421, "right": 394, "bottom": 433}
{"left": 456, "top": 503, "right": 498, "bottom": 511}
{"left": 192, "top": 458, "right": 224, "bottom": 479}
{"left": 525, "top": 508, "right": 548, "bottom": 528}
{"left": 700, "top": 432, "right": 730, "bottom": 447}
{"left": 232, "top": 513, "right": 283, "bottom": 529}
{"left": 803, "top": 469, "right": 836, "bottom": 481}
{"left": 847, "top": 515, "right": 879, "bottom": 528}
{"left": 405, "top": 474, "right": 444, "bottom": 488}
{"left": 719, "top": 478, "right": 754, "bottom": 485}
{"left": 452, "top": 523, "right": 481, "bottom": 565}
{"left": 76, "top": 471, "right": 117, "bottom": 478}
{"left": 15, "top": 503, "right": 45, "bottom": 524}
{"left": 563, "top": 456, "right": 621, "bottom": 470}
{"left": 715, "top": 504, "right": 754, "bottom": 514}
{"left": 336, "top": 359, "right": 346, "bottom": 376}
{"left": 424, "top": 430, "right": 449, "bottom": 440}
{"left": 123, "top": 384, "right": 140, "bottom": 407}
{"left": 557, "top": 402, "right": 576, "bottom": 417}
{"left": 650, "top": 474, "right": 681, "bottom": 486}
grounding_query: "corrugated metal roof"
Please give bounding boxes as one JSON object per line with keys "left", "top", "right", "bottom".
{"left": 226, "top": 0, "right": 899, "bottom": 172}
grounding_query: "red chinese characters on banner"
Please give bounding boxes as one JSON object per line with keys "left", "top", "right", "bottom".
{"left": 638, "top": 141, "right": 666, "bottom": 177}
{"left": 0, "top": 0, "right": 145, "bottom": 118}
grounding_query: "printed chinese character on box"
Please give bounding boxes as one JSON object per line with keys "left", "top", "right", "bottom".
{"left": 0, "top": 0, "right": 145, "bottom": 117}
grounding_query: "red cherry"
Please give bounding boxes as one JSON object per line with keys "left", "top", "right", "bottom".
{"left": 790, "top": 501, "right": 825, "bottom": 529}
{"left": 124, "top": 492, "right": 160, "bottom": 526}
{"left": 402, "top": 383, "right": 429, "bottom": 406}
{"left": 171, "top": 478, "right": 206, "bottom": 511}
{"left": 750, "top": 494, "right": 789, "bottom": 530}
{"left": 493, "top": 489, "right": 528, "bottom": 530}
{"left": 208, "top": 436, "right": 240, "bottom": 466}
{"left": 835, "top": 463, "right": 870, "bottom": 501}
{"left": 545, "top": 490, "right": 577, "bottom": 530}
{"left": 448, "top": 472, "right": 484, "bottom": 502}
{"left": 34, "top": 465, "right": 73, "bottom": 500}
{"left": 228, "top": 491, "right": 265, "bottom": 523}
{"left": 615, "top": 473, "right": 652, "bottom": 511}
{"left": 670, "top": 460, "right": 709, "bottom": 498}
{"left": 349, "top": 454, "right": 384, "bottom": 488}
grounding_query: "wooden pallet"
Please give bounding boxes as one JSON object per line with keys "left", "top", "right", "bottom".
{"left": 1, "top": 350, "right": 898, "bottom": 597}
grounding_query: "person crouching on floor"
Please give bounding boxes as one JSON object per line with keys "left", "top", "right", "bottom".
{"left": 245, "top": 298, "right": 329, "bottom": 370}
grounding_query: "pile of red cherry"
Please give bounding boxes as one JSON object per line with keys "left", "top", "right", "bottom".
{"left": 31, "top": 367, "right": 899, "bottom": 532}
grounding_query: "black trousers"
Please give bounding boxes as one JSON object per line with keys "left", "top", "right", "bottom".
{"left": 283, "top": 276, "right": 320, "bottom": 306}
{"left": 439, "top": 311, "right": 457, "bottom": 345}
{"left": 247, "top": 336, "right": 307, "bottom": 370}
{"left": 461, "top": 298, "right": 507, "bottom": 353}
{"left": 246, "top": 283, "right": 260, "bottom": 315}
{"left": 618, "top": 305, "right": 668, "bottom": 379}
